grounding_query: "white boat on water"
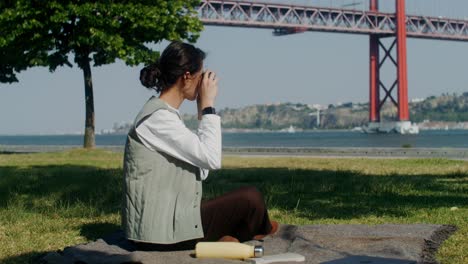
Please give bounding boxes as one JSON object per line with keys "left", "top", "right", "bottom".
{"left": 279, "top": 125, "right": 296, "bottom": 133}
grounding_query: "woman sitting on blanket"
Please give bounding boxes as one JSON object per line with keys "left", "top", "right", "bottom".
{"left": 122, "top": 41, "right": 278, "bottom": 250}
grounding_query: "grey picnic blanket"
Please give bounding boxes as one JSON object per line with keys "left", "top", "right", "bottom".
{"left": 40, "top": 224, "right": 456, "bottom": 264}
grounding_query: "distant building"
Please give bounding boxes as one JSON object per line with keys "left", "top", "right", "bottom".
{"left": 101, "top": 121, "right": 132, "bottom": 134}
{"left": 410, "top": 98, "right": 425, "bottom": 103}
{"left": 307, "top": 104, "right": 326, "bottom": 110}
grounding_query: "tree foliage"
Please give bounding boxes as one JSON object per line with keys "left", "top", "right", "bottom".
{"left": 0, "top": 0, "right": 203, "bottom": 147}
{"left": 1, "top": 0, "right": 203, "bottom": 79}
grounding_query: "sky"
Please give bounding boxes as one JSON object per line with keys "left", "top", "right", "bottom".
{"left": 1, "top": 0, "right": 467, "bottom": 135}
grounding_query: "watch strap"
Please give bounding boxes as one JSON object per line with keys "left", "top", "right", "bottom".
{"left": 202, "top": 107, "right": 216, "bottom": 115}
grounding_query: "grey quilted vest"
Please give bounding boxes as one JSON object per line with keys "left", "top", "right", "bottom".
{"left": 122, "top": 96, "right": 203, "bottom": 244}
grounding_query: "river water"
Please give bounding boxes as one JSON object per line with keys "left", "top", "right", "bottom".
{"left": 1, "top": 130, "right": 467, "bottom": 148}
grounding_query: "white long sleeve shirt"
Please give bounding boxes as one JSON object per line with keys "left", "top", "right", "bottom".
{"left": 135, "top": 102, "right": 222, "bottom": 180}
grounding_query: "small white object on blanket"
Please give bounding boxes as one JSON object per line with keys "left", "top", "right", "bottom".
{"left": 246, "top": 253, "right": 305, "bottom": 264}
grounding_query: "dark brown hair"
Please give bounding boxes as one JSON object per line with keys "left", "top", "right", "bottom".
{"left": 140, "top": 41, "right": 206, "bottom": 93}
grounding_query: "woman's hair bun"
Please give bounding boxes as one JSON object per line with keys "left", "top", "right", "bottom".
{"left": 139, "top": 41, "right": 206, "bottom": 93}
{"left": 140, "top": 63, "right": 161, "bottom": 90}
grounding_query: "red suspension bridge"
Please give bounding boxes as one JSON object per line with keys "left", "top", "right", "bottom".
{"left": 197, "top": 0, "right": 468, "bottom": 133}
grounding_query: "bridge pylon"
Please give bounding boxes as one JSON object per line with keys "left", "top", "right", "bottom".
{"left": 367, "top": 0, "right": 418, "bottom": 134}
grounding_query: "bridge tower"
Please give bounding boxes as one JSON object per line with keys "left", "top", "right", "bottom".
{"left": 368, "top": 0, "right": 417, "bottom": 133}
{"left": 369, "top": 0, "right": 380, "bottom": 123}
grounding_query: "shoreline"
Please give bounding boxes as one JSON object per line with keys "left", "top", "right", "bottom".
{"left": 2, "top": 127, "right": 468, "bottom": 136}
{"left": 1, "top": 145, "right": 467, "bottom": 160}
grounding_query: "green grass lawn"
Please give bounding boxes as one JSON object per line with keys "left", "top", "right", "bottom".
{"left": 0, "top": 149, "right": 467, "bottom": 263}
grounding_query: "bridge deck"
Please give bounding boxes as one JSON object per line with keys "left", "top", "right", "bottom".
{"left": 198, "top": 0, "right": 468, "bottom": 42}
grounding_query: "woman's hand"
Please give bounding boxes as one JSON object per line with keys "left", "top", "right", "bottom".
{"left": 198, "top": 70, "right": 218, "bottom": 110}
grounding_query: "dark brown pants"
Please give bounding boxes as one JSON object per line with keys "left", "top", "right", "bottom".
{"left": 135, "top": 186, "right": 273, "bottom": 251}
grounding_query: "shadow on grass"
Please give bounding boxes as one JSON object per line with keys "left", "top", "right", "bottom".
{"left": 0, "top": 151, "right": 33, "bottom": 155}
{"left": 0, "top": 165, "right": 123, "bottom": 216}
{"left": 0, "top": 164, "right": 466, "bottom": 219}
{"left": 206, "top": 167, "right": 466, "bottom": 219}
{"left": 0, "top": 164, "right": 466, "bottom": 263}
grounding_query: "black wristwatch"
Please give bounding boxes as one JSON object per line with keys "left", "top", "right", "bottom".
{"left": 202, "top": 106, "right": 216, "bottom": 115}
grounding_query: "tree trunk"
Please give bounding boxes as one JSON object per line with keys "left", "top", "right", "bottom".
{"left": 81, "top": 55, "right": 95, "bottom": 149}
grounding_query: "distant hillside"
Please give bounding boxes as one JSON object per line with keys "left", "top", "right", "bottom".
{"left": 181, "top": 92, "right": 468, "bottom": 130}
{"left": 410, "top": 93, "right": 468, "bottom": 122}
{"left": 103, "top": 92, "right": 468, "bottom": 134}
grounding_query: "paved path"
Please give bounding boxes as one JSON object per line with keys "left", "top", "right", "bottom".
{"left": 1, "top": 145, "right": 468, "bottom": 160}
